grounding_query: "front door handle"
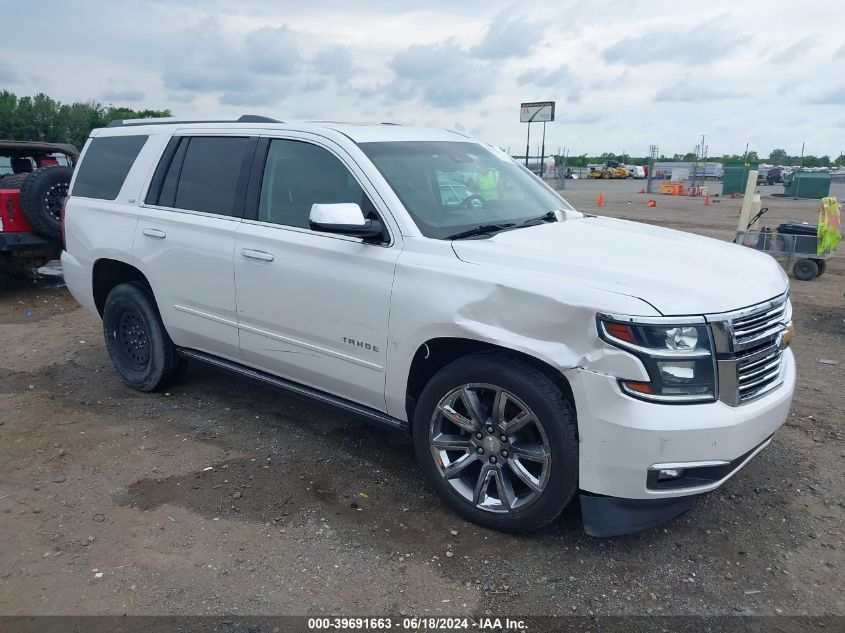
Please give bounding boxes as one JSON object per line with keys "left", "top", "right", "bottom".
{"left": 241, "top": 248, "right": 274, "bottom": 262}
{"left": 142, "top": 228, "right": 166, "bottom": 239}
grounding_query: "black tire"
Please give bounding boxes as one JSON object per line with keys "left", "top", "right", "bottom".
{"left": 413, "top": 352, "right": 578, "bottom": 533}
{"left": 792, "top": 258, "right": 818, "bottom": 281}
{"left": 0, "top": 172, "right": 31, "bottom": 190}
{"left": 102, "top": 282, "right": 181, "bottom": 392}
{"left": 813, "top": 259, "right": 826, "bottom": 276}
{"left": 19, "top": 166, "right": 73, "bottom": 240}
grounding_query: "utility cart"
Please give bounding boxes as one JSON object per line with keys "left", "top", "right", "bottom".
{"left": 735, "top": 211, "right": 835, "bottom": 281}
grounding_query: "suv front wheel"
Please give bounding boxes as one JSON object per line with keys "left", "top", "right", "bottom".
{"left": 413, "top": 352, "right": 578, "bottom": 533}
{"left": 102, "top": 282, "right": 181, "bottom": 392}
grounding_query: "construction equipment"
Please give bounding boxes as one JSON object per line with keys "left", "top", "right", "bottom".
{"left": 587, "top": 160, "right": 631, "bottom": 179}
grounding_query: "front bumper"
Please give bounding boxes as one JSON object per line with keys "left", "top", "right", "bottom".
{"left": 579, "top": 433, "right": 774, "bottom": 536}
{"left": 564, "top": 348, "right": 795, "bottom": 502}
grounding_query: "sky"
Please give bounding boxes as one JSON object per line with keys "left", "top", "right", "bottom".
{"left": 2, "top": 0, "right": 844, "bottom": 158}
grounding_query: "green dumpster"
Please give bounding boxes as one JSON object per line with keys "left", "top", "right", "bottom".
{"left": 783, "top": 171, "right": 831, "bottom": 199}
{"left": 723, "top": 163, "right": 758, "bottom": 196}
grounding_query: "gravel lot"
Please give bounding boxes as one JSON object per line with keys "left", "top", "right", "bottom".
{"left": 0, "top": 182, "right": 842, "bottom": 619}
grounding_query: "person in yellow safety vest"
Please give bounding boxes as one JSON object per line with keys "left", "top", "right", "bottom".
{"left": 817, "top": 196, "right": 841, "bottom": 256}
{"left": 473, "top": 165, "right": 501, "bottom": 202}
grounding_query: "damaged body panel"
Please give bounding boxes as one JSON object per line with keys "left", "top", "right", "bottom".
{"left": 384, "top": 232, "right": 657, "bottom": 421}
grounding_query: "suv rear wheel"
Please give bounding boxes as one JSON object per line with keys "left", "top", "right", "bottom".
{"left": 413, "top": 352, "right": 578, "bottom": 533}
{"left": 102, "top": 282, "right": 182, "bottom": 392}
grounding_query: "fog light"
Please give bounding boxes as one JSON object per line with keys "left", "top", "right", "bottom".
{"left": 657, "top": 468, "right": 686, "bottom": 481}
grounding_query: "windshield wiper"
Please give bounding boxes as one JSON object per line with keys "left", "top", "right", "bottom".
{"left": 518, "top": 211, "right": 559, "bottom": 227}
{"left": 446, "top": 223, "right": 515, "bottom": 240}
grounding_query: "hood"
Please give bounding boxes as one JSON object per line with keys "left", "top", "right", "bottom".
{"left": 451, "top": 216, "right": 788, "bottom": 316}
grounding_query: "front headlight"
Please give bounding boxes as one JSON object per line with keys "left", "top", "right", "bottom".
{"left": 597, "top": 316, "right": 716, "bottom": 403}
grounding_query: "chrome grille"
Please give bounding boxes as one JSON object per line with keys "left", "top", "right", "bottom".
{"left": 735, "top": 344, "right": 784, "bottom": 402}
{"left": 710, "top": 294, "right": 790, "bottom": 406}
{"left": 732, "top": 302, "right": 787, "bottom": 351}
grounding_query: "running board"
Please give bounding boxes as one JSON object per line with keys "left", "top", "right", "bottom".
{"left": 177, "top": 348, "right": 409, "bottom": 432}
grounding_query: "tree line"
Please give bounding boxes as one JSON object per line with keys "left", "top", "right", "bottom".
{"left": 555, "top": 148, "right": 844, "bottom": 168}
{"left": 0, "top": 91, "right": 171, "bottom": 149}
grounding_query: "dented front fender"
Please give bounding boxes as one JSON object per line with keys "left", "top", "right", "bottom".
{"left": 384, "top": 237, "right": 657, "bottom": 421}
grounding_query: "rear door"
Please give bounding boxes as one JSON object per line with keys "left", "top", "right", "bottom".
{"left": 134, "top": 133, "right": 257, "bottom": 361}
{"left": 234, "top": 134, "right": 401, "bottom": 410}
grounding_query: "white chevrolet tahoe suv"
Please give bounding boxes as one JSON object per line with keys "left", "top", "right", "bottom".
{"left": 62, "top": 116, "right": 796, "bottom": 537}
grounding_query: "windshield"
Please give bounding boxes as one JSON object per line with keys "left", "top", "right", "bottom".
{"left": 359, "top": 141, "right": 574, "bottom": 239}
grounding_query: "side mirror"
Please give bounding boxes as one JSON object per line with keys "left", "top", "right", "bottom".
{"left": 309, "top": 203, "right": 385, "bottom": 241}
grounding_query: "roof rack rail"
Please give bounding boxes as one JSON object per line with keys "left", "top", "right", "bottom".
{"left": 106, "top": 114, "right": 282, "bottom": 128}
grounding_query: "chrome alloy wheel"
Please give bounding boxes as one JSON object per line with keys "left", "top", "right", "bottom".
{"left": 429, "top": 383, "right": 551, "bottom": 513}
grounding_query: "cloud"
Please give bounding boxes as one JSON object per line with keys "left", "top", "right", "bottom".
{"left": 654, "top": 82, "right": 743, "bottom": 102}
{"left": 555, "top": 113, "right": 601, "bottom": 125}
{"left": 603, "top": 20, "right": 744, "bottom": 65}
{"left": 164, "top": 64, "right": 253, "bottom": 94}
{"left": 517, "top": 65, "right": 581, "bottom": 102}
{"left": 219, "top": 89, "right": 281, "bottom": 107}
{"left": 2, "top": 1, "right": 843, "bottom": 157}
{"left": 162, "top": 20, "right": 255, "bottom": 94}
{"left": 166, "top": 91, "right": 196, "bottom": 104}
{"left": 776, "top": 79, "right": 806, "bottom": 96}
{"left": 160, "top": 19, "right": 305, "bottom": 107}
{"left": 517, "top": 65, "right": 571, "bottom": 87}
{"left": 806, "top": 84, "right": 845, "bottom": 105}
{"left": 388, "top": 40, "right": 489, "bottom": 107}
{"left": 243, "top": 25, "right": 301, "bottom": 75}
{"left": 768, "top": 37, "right": 814, "bottom": 63}
{"left": 0, "top": 60, "right": 18, "bottom": 83}
{"left": 471, "top": 12, "right": 545, "bottom": 59}
{"left": 311, "top": 46, "right": 357, "bottom": 82}
{"left": 101, "top": 88, "right": 145, "bottom": 102}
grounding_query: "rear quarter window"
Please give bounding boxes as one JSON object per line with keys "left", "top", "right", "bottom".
{"left": 72, "top": 135, "right": 148, "bottom": 200}
{"left": 172, "top": 136, "right": 252, "bottom": 216}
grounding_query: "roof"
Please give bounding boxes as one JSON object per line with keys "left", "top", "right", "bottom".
{"left": 0, "top": 140, "right": 80, "bottom": 159}
{"left": 312, "top": 122, "right": 469, "bottom": 143}
{"left": 99, "top": 115, "right": 471, "bottom": 144}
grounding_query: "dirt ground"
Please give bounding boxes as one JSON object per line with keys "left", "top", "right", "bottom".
{"left": 0, "top": 182, "right": 842, "bottom": 619}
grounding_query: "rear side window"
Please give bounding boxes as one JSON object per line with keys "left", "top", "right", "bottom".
{"left": 150, "top": 136, "right": 253, "bottom": 217}
{"left": 72, "top": 135, "right": 148, "bottom": 200}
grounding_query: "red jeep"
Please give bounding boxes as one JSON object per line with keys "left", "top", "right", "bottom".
{"left": 0, "top": 141, "right": 78, "bottom": 276}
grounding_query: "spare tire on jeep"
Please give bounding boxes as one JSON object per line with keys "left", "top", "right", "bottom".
{"left": 18, "top": 166, "right": 73, "bottom": 240}
{"left": 0, "top": 172, "right": 32, "bottom": 190}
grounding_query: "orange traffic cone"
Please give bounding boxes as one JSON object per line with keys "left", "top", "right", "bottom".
{"left": 705, "top": 194, "right": 711, "bottom": 206}
{"left": 647, "top": 200, "right": 656, "bottom": 208}
{"left": 597, "top": 193, "right": 605, "bottom": 207}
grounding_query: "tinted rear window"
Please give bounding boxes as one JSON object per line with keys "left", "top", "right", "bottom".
{"left": 171, "top": 137, "right": 252, "bottom": 216}
{"left": 72, "top": 135, "right": 148, "bottom": 200}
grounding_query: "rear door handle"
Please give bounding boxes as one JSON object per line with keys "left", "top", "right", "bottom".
{"left": 241, "top": 248, "right": 274, "bottom": 262}
{"left": 142, "top": 228, "right": 166, "bottom": 239}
